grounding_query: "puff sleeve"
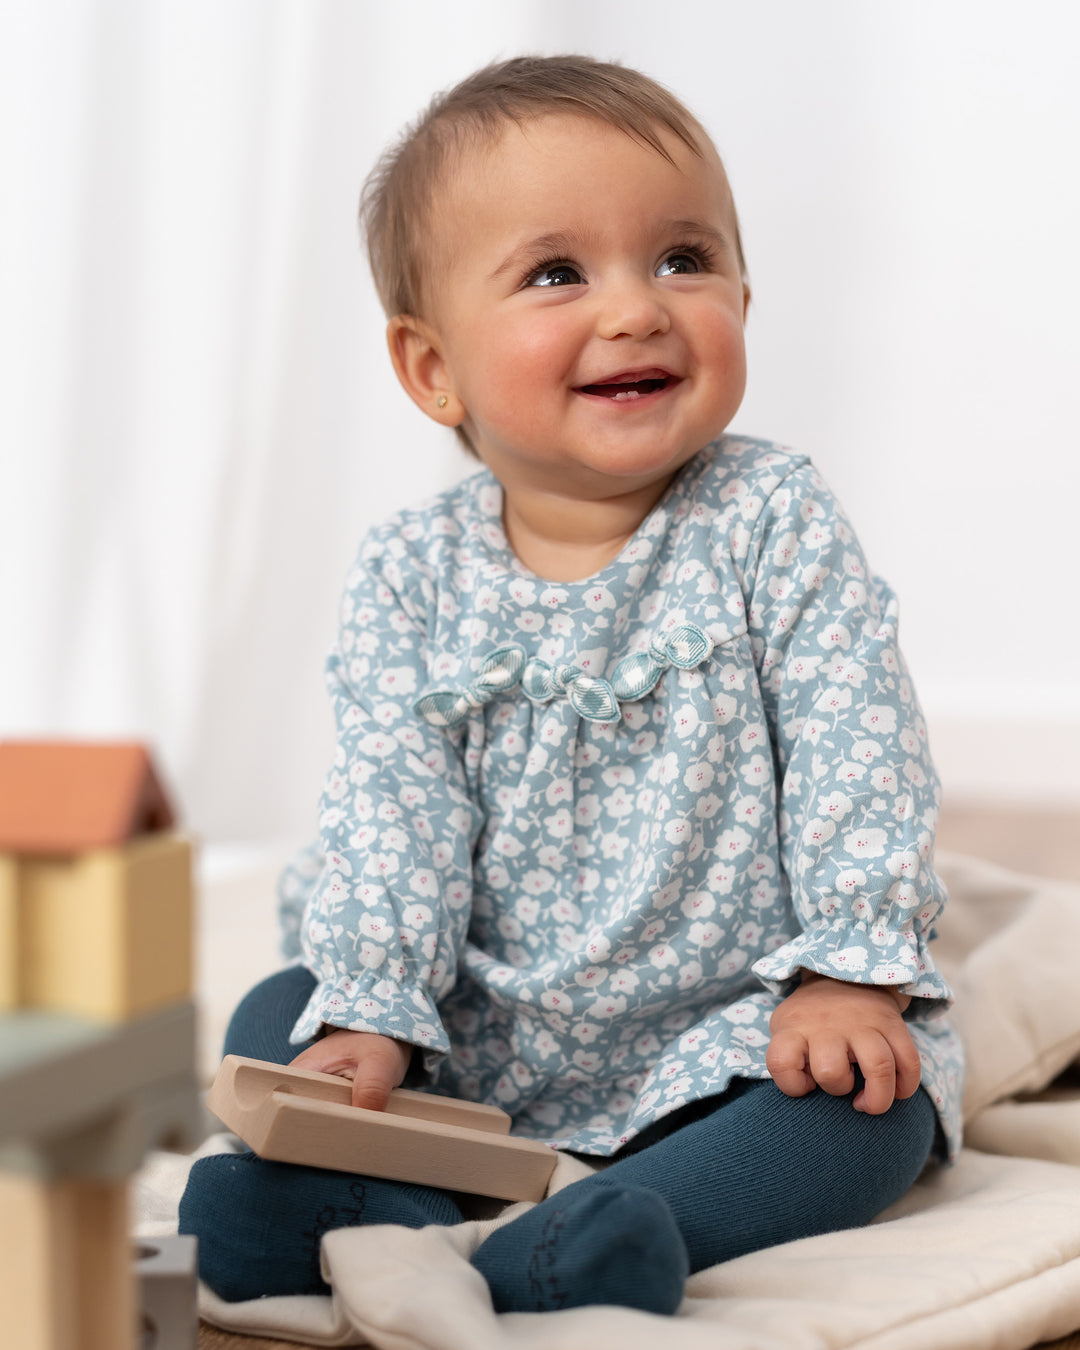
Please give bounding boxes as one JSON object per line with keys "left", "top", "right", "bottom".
{"left": 287, "top": 533, "right": 483, "bottom": 1055}
{"left": 740, "top": 462, "right": 952, "bottom": 1015}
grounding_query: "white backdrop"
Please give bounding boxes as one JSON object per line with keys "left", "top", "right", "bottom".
{"left": 2, "top": 0, "right": 1078, "bottom": 847}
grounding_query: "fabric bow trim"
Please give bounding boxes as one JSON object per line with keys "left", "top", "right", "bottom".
{"left": 413, "top": 623, "right": 714, "bottom": 728}
{"left": 521, "top": 660, "right": 621, "bottom": 723}
{"left": 413, "top": 645, "right": 526, "bottom": 728}
{"left": 609, "top": 623, "right": 715, "bottom": 702}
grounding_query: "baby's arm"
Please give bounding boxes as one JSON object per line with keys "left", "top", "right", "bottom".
{"left": 767, "top": 973, "right": 921, "bottom": 1114}
{"left": 289, "top": 1029, "right": 413, "bottom": 1111}
{"left": 287, "top": 531, "right": 483, "bottom": 1090}
{"left": 735, "top": 459, "right": 955, "bottom": 1114}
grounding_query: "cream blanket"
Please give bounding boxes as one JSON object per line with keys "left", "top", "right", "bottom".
{"left": 135, "top": 852, "right": 1080, "bottom": 1348}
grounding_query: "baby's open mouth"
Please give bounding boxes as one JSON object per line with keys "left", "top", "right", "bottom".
{"left": 577, "top": 372, "right": 678, "bottom": 401}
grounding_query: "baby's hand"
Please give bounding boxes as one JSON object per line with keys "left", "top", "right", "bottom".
{"left": 766, "top": 972, "right": 921, "bottom": 1114}
{"left": 289, "top": 1029, "right": 413, "bottom": 1111}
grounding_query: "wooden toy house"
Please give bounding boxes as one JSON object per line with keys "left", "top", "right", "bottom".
{"left": 0, "top": 740, "right": 199, "bottom": 1350}
{"left": 0, "top": 740, "right": 193, "bottom": 1021}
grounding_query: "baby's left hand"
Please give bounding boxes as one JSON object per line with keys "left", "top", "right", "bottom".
{"left": 766, "top": 972, "right": 921, "bottom": 1114}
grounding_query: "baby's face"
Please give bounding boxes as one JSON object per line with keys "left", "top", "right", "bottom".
{"left": 422, "top": 114, "right": 749, "bottom": 502}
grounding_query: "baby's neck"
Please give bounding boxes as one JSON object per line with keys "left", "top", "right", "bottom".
{"left": 501, "top": 477, "right": 674, "bottom": 583}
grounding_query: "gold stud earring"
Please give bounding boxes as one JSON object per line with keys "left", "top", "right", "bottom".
{"left": 436, "top": 394, "right": 448, "bottom": 409}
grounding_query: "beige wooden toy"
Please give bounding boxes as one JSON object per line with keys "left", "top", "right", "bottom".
{"left": 208, "top": 1054, "right": 558, "bottom": 1202}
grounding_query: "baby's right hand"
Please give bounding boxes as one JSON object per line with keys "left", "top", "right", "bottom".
{"left": 289, "top": 1028, "right": 413, "bottom": 1111}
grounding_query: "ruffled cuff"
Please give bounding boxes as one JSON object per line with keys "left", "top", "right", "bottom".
{"left": 751, "top": 921, "right": 953, "bottom": 1018}
{"left": 289, "top": 971, "right": 451, "bottom": 1054}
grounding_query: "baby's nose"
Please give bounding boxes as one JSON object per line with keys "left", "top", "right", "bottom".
{"left": 596, "top": 280, "right": 671, "bottom": 341}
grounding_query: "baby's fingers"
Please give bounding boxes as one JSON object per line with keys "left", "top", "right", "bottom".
{"left": 851, "top": 1032, "right": 898, "bottom": 1114}
{"left": 889, "top": 1027, "right": 923, "bottom": 1102}
{"left": 765, "top": 1030, "right": 817, "bottom": 1098}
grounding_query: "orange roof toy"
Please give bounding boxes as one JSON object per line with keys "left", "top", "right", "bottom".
{"left": 0, "top": 741, "right": 175, "bottom": 854}
{"left": 0, "top": 740, "right": 192, "bottom": 1022}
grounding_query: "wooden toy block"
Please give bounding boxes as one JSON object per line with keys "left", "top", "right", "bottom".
{"left": 208, "top": 1055, "right": 557, "bottom": 1202}
{"left": 0, "top": 1169, "right": 135, "bottom": 1350}
{"left": 0, "top": 1000, "right": 200, "bottom": 1177}
{"left": 0, "top": 832, "right": 193, "bottom": 1021}
{"left": 134, "top": 1235, "right": 197, "bottom": 1350}
{"left": 0, "top": 738, "right": 192, "bottom": 1021}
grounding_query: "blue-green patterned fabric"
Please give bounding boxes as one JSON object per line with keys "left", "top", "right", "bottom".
{"left": 279, "top": 437, "right": 964, "bottom": 1158}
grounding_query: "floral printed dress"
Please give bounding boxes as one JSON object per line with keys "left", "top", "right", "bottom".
{"left": 279, "top": 436, "right": 964, "bottom": 1159}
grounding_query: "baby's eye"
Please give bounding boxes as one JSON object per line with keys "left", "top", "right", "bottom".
{"left": 528, "top": 263, "right": 584, "bottom": 288}
{"left": 657, "top": 252, "right": 702, "bottom": 277}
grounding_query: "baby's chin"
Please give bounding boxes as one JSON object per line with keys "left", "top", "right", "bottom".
{"left": 561, "top": 436, "right": 714, "bottom": 491}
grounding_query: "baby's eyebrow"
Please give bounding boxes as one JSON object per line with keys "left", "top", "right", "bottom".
{"left": 490, "top": 231, "right": 583, "bottom": 282}
{"left": 667, "top": 219, "right": 732, "bottom": 253}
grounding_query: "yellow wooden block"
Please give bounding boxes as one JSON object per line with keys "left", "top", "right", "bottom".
{"left": 0, "top": 1170, "right": 135, "bottom": 1350}
{"left": 0, "top": 833, "right": 192, "bottom": 1021}
{"left": 0, "top": 851, "right": 19, "bottom": 1011}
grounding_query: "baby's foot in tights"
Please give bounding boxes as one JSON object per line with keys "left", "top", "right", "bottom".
{"left": 179, "top": 1150, "right": 463, "bottom": 1302}
{"left": 471, "top": 1182, "right": 688, "bottom": 1315}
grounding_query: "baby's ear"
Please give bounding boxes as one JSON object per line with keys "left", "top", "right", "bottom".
{"left": 386, "top": 315, "right": 465, "bottom": 426}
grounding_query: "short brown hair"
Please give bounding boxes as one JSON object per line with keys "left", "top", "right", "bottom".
{"left": 360, "top": 54, "right": 747, "bottom": 320}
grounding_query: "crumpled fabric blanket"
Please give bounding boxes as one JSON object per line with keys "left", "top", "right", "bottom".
{"left": 134, "top": 852, "right": 1080, "bottom": 1349}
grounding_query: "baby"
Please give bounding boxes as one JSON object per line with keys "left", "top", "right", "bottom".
{"left": 181, "top": 54, "right": 963, "bottom": 1316}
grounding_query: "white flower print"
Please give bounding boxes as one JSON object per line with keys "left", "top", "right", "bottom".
{"left": 514, "top": 895, "right": 541, "bottom": 924}
{"left": 545, "top": 807, "right": 573, "bottom": 840}
{"left": 823, "top": 659, "right": 866, "bottom": 689}
{"left": 689, "top": 920, "right": 722, "bottom": 947}
{"left": 716, "top": 949, "right": 749, "bottom": 977}
{"left": 605, "top": 786, "right": 635, "bottom": 819}
{"left": 870, "top": 766, "right": 899, "bottom": 793}
{"left": 815, "top": 686, "right": 852, "bottom": 715}
{"left": 706, "top": 859, "right": 736, "bottom": 894}
{"left": 738, "top": 725, "right": 768, "bottom": 757}
{"left": 671, "top": 704, "right": 700, "bottom": 739}
{"left": 508, "top": 578, "right": 538, "bottom": 606}
{"left": 844, "top": 827, "right": 888, "bottom": 859}
{"left": 716, "top": 825, "right": 753, "bottom": 859}
{"left": 802, "top": 818, "right": 836, "bottom": 848}
{"left": 887, "top": 881, "right": 919, "bottom": 910}
{"left": 377, "top": 667, "right": 417, "bottom": 697}
{"left": 583, "top": 585, "right": 616, "bottom": 613}
{"left": 840, "top": 579, "right": 867, "bottom": 609}
{"left": 739, "top": 754, "right": 771, "bottom": 787}
{"left": 786, "top": 652, "right": 823, "bottom": 683}
{"left": 485, "top": 859, "right": 511, "bottom": 891}
{"left": 682, "top": 759, "right": 715, "bottom": 792}
{"left": 817, "top": 623, "right": 851, "bottom": 652}
{"left": 599, "top": 833, "right": 629, "bottom": 860}
{"left": 827, "top": 946, "right": 869, "bottom": 972}
{"left": 886, "top": 850, "right": 921, "bottom": 880}
{"left": 834, "top": 868, "right": 867, "bottom": 896}
{"left": 648, "top": 943, "right": 679, "bottom": 969}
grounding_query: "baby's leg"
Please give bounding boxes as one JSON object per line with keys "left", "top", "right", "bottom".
{"left": 471, "top": 1076, "right": 936, "bottom": 1315}
{"left": 180, "top": 1151, "right": 464, "bottom": 1301}
{"left": 183, "top": 966, "right": 462, "bottom": 1301}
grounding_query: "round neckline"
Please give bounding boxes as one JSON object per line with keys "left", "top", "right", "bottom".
{"left": 468, "top": 442, "right": 719, "bottom": 588}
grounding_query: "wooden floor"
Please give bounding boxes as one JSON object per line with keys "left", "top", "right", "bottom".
{"left": 198, "top": 801, "right": 1080, "bottom": 1350}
